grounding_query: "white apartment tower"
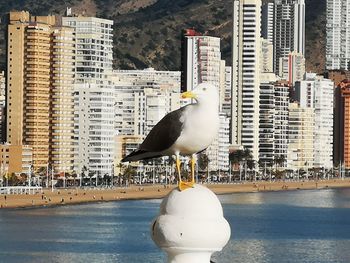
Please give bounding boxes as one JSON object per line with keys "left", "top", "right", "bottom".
{"left": 294, "top": 73, "right": 334, "bottom": 168}
{"left": 62, "top": 15, "right": 115, "bottom": 176}
{"left": 232, "top": 0, "right": 262, "bottom": 161}
{"left": 182, "top": 29, "right": 221, "bottom": 92}
{"left": 62, "top": 16, "right": 113, "bottom": 84}
{"left": 326, "top": 0, "right": 350, "bottom": 70}
{"left": 74, "top": 84, "right": 115, "bottom": 177}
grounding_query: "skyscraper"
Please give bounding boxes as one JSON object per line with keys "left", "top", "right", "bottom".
{"left": 326, "top": 0, "right": 350, "bottom": 70}
{"left": 7, "top": 11, "right": 75, "bottom": 171}
{"left": 232, "top": 0, "right": 262, "bottom": 161}
{"left": 294, "top": 73, "right": 334, "bottom": 169}
{"left": 261, "top": 0, "right": 305, "bottom": 75}
{"left": 181, "top": 29, "right": 221, "bottom": 92}
{"left": 62, "top": 14, "right": 115, "bottom": 177}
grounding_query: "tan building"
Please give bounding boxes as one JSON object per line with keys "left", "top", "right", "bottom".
{"left": 7, "top": 11, "right": 75, "bottom": 172}
{"left": 49, "top": 27, "right": 75, "bottom": 173}
{"left": 0, "top": 144, "right": 32, "bottom": 175}
{"left": 115, "top": 135, "right": 143, "bottom": 174}
{"left": 287, "top": 102, "right": 314, "bottom": 170}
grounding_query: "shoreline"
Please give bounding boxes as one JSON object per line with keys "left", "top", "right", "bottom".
{"left": 1, "top": 179, "right": 350, "bottom": 209}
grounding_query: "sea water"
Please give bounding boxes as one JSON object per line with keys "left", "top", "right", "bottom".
{"left": 0, "top": 188, "right": 350, "bottom": 263}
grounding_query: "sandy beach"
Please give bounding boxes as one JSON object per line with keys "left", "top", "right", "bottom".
{"left": 1, "top": 179, "right": 350, "bottom": 209}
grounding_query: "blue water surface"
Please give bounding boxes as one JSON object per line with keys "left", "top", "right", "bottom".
{"left": 0, "top": 188, "right": 350, "bottom": 263}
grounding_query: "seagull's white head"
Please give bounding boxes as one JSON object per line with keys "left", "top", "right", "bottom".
{"left": 181, "top": 83, "right": 219, "bottom": 107}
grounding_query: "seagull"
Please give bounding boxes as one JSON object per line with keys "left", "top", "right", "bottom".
{"left": 121, "top": 83, "right": 219, "bottom": 191}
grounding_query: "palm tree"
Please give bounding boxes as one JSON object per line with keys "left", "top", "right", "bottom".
{"left": 229, "top": 149, "right": 244, "bottom": 168}
{"left": 80, "top": 165, "right": 88, "bottom": 187}
{"left": 123, "top": 166, "right": 136, "bottom": 187}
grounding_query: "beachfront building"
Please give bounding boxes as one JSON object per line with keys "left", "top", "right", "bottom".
{"left": 326, "top": 0, "right": 350, "bottom": 70}
{"left": 232, "top": 0, "right": 262, "bottom": 161}
{"left": 259, "top": 83, "right": 275, "bottom": 165}
{"left": 73, "top": 84, "right": 115, "bottom": 178}
{"left": 181, "top": 30, "right": 230, "bottom": 172}
{"left": 274, "top": 82, "right": 290, "bottom": 160}
{"left": 259, "top": 78, "right": 289, "bottom": 167}
{"left": 6, "top": 11, "right": 75, "bottom": 172}
{"left": 62, "top": 14, "right": 115, "bottom": 177}
{"left": 0, "top": 144, "right": 32, "bottom": 176}
{"left": 49, "top": 26, "right": 75, "bottom": 174}
{"left": 287, "top": 102, "right": 314, "bottom": 170}
{"left": 294, "top": 73, "right": 334, "bottom": 168}
{"left": 334, "top": 80, "right": 350, "bottom": 169}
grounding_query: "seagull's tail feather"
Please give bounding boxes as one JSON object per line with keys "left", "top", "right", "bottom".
{"left": 121, "top": 150, "right": 163, "bottom": 162}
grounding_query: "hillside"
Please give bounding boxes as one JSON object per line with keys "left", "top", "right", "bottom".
{"left": 0, "top": 0, "right": 325, "bottom": 72}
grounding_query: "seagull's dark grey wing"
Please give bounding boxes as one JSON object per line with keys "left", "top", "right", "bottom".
{"left": 140, "top": 105, "right": 189, "bottom": 152}
{"left": 121, "top": 105, "right": 190, "bottom": 162}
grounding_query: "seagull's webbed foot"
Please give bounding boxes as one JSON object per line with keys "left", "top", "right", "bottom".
{"left": 177, "top": 153, "right": 196, "bottom": 191}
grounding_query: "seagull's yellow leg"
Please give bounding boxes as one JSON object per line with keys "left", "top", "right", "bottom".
{"left": 190, "top": 154, "right": 196, "bottom": 184}
{"left": 178, "top": 154, "right": 195, "bottom": 191}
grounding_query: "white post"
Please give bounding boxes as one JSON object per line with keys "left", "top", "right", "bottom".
{"left": 46, "top": 163, "right": 49, "bottom": 188}
{"left": 239, "top": 162, "right": 242, "bottom": 182}
{"left": 229, "top": 160, "right": 232, "bottom": 183}
{"left": 152, "top": 185, "right": 231, "bottom": 263}
{"left": 51, "top": 168, "right": 54, "bottom": 192}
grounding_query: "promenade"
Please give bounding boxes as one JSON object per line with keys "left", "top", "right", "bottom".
{"left": 1, "top": 179, "right": 350, "bottom": 209}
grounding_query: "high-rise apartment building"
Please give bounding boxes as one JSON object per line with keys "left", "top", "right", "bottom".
{"left": 62, "top": 14, "right": 115, "bottom": 176}
{"left": 74, "top": 84, "right": 115, "bottom": 177}
{"left": 232, "top": 0, "right": 262, "bottom": 161}
{"left": 274, "top": 82, "right": 289, "bottom": 160}
{"left": 326, "top": 0, "right": 350, "bottom": 70}
{"left": 62, "top": 15, "right": 113, "bottom": 84}
{"left": 181, "top": 29, "right": 221, "bottom": 92}
{"left": 7, "top": 11, "right": 75, "bottom": 172}
{"left": 261, "top": 0, "right": 305, "bottom": 75}
{"left": 294, "top": 73, "right": 334, "bottom": 168}
{"left": 50, "top": 27, "right": 75, "bottom": 173}
{"left": 259, "top": 80, "right": 289, "bottom": 166}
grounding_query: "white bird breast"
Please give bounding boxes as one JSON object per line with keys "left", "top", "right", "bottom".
{"left": 172, "top": 106, "right": 219, "bottom": 155}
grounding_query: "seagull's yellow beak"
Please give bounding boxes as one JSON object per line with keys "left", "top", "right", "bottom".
{"left": 181, "top": 91, "right": 196, "bottom": 99}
